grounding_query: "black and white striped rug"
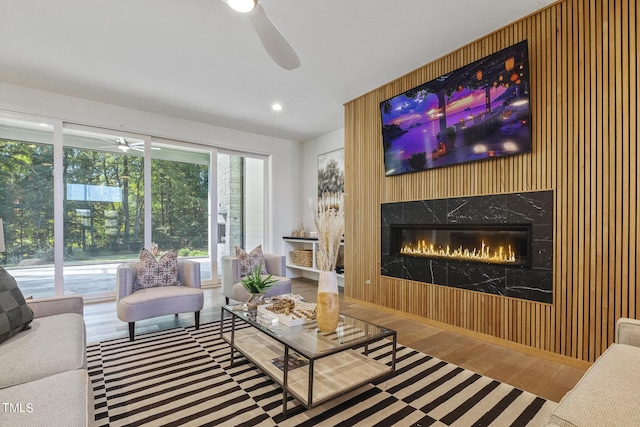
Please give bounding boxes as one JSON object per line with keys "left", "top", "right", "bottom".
{"left": 88, "top": 320, "right": 556, "bottom": 426}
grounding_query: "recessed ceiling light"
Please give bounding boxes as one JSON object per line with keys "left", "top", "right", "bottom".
{"left": 271, "top": 103, "right": 283, "bottom": 111}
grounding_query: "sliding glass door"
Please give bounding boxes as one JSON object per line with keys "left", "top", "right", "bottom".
{"left": 62, "top": 126, "right": 146, "bottom": 297}
{"left": 150, "top": 142, "right": 212, "bottom": 282}
{"left": 1, "top": 113, "right": 268, "bottom": 298}
{"left": 0, "top": 116, "right": 55, "bottom": 298}
{"left": 216, "top": 153, "right": 265, "bottom": 269}
{"left": 243, "top": 157, "right": 265, "bottom": 251}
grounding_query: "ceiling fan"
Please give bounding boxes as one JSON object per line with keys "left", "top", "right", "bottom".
{"left": 223, "top": 0, "right": 301, "bottom": 70}
{"left": 98, "top": 137, "right": 138, "bottom": 153}
{"left": 98, "top": 137, "right": 158, "bottom": 153}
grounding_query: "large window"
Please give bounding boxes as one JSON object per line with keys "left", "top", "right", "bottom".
{"left": 151, "top": 142, "right": 211, "bottom": 281}
{"left": 1, "top": 114, "right": 267, "bottom": 299}
{"left": 0, "top": 117, "right": 55, "bottom": 298}
{"left": 62, "top": 127, "right": 146, "bottom": 296}
{"left": 216, "top": 154, "right": 265, "bottom": 269}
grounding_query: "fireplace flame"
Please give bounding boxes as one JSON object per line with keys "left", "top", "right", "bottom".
{"left": 400, "top": 240, "right": 517, "bottom": 264}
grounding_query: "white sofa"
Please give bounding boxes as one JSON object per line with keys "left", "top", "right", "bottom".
{"left": 0, "top": 296, "right": 93, "bottom": 427}
{"left": 546, "top": 317, "right": 640, "bottom": 426}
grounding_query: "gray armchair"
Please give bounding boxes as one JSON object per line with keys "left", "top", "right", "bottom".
{"left": 116, "top": 259, "right": 204, "bottom": 341}
{"left": 221, "top": 253, "right": 292, "bottom": 304}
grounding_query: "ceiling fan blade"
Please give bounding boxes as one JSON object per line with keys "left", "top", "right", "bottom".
{"left": 246, "top": 4, "right": 300, "bottom": 70}
{"left": 95, "top": 136, "right": 118, "bottom": 145}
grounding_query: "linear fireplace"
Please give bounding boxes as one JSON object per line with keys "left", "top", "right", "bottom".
{"left": 381, "top": 191, "right": 554, "bottom": 303}
{"left": 391, "top": 224, "right": 532, "bottom": 267}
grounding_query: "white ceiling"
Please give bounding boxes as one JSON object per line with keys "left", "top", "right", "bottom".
{"left": 0, "top": 0, "right": 556, "bottom": 142}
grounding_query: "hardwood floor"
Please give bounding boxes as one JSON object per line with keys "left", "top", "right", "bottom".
{"left": 84, "top": 278, "right": 585, "bottom": 403}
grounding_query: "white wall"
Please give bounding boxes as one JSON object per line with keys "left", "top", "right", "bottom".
{"left": 298, "top": 128, "right": 345, "bottom": 282}
{"left": 301, "top": 128, "right": 345, "bottom": 233}
{"left": 0, "top": 82, "right": 302, "bottom": 255}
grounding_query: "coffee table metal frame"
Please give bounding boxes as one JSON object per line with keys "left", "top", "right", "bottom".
{"left": 220, "top": 305, "right": 397, "bottom": 417}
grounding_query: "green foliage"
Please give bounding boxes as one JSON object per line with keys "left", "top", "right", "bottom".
{"left": 0, "top": 141, "right": 54, "bottom": 263}
{"left": 150, "top": 159, "right": 209, "bottom": 250}
{"left": 0, "top": 138, "right": 210, "bottom": 264}
{"left": 241, "top": 261, "right": 277, "bottom": 294}
{"left": 178, "top": 248, "right": 208, "bottom": 257}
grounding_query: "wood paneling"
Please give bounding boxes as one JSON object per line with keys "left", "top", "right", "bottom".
{"left": 344, "top": 0, "right": 639, "bottom": 362}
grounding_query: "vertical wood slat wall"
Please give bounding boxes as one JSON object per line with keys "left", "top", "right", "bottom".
{"left": 344, "top": 0, "right": 639, "bottom": 362}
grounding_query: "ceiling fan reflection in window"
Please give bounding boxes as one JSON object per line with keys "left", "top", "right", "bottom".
{"left": 223, "top": 0, "right": 300, "bottom": 70}
{"left": 98, "top": 137, "right": 158, "bottom": 153}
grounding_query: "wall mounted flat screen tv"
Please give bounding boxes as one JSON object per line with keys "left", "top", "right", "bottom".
{"left": 380, "top": 40, "right": 531, "bottom": 176}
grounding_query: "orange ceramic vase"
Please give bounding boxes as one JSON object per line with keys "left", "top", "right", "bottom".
{"left": 316, "top": 270, "right": 340, "bottom": 332}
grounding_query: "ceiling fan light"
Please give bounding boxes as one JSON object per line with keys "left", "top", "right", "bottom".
{"left": 117, "top": 144, "right": 130, "bottom": 152}
{"left": 226, "top": 0, "right": 256, "bottom": 13}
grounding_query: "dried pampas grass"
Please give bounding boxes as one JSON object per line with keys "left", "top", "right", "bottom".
{"left": 313, "top": 192, "right": 344, "bottom": 272}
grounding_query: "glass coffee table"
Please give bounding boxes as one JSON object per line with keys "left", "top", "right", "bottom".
{"left": 220, "top": 305, "right": 397, "bottom": 416}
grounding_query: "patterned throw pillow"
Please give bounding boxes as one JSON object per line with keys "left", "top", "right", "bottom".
{"left": 235, "top": 245, "right": 268, "bottom": 276}
{"left": 134, "top": 248, "right": 181, "bottom": 291}
{"left": 0, "top": 266, "right": 34, "bottom": 345}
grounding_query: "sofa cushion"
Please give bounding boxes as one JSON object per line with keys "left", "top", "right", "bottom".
{"left": 0, "top": 312, "right": 86, "bottom": 389}
{"left": 549, "top": 343, "right": 640, "bottom": 427}
{"left": 135, "top": 248, "right": 181, "bottom": 291}
{"left": 0, "top": 369, "right": 93, "bottom": 427}
{"left": 0, "top": 267, "right": 33, "bottom": 345}
{"left": 235, "top": 245, "right": 268, "bottom": 275}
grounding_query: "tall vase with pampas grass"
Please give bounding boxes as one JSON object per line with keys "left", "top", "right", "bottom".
{"left": 313, "top": 192, "right": 344, "bottom": 332}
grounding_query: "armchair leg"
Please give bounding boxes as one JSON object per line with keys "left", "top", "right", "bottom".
{"left": 195, "top": 311, "right": 201, "bottom": 330}
{"left": 225, "top": 297, "right": 230, "bottom": 305}
{"left": 128, "top": 322, "right": 135, "bottom": 341}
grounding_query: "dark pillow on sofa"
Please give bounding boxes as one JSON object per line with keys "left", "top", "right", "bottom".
{"left": 0, "top": 266, "right": 34, "bottom": 345}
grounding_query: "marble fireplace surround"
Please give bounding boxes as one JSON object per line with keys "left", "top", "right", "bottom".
{"left": 381, "top": 191, "right": 553, "bottom": 304}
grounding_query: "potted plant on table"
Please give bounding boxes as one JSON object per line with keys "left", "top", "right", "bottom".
{"left": 241, "top": 261, "right": 277, "bottom": 310}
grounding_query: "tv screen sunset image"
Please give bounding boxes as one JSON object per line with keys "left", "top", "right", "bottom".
{"left": 380, "top": 41, "right": 531, "bottom": 176}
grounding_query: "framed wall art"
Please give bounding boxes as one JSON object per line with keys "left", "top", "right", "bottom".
{"left": 317, "top": 148, "right": 344, "bottom": 196}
